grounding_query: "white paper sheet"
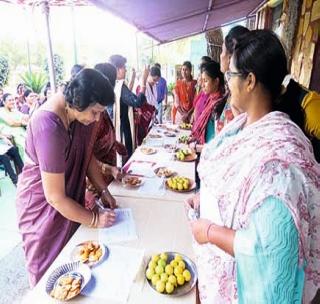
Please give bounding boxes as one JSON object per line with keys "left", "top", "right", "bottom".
{"left": 98, "top": 208, "right": 138, "bottom": 244}
{"left": 82, "top": 245, "right": 145, "bottom": 303}
{"left": 137, "top": 177, "right": 165, "bottom": 196}
{"left": 125, "top": 161, "right": 155, "bottom": 177}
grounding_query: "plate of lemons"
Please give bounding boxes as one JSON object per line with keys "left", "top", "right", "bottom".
{"left": 165, "top": 176, "right": 195, "bottom": 193}
{"left": 145, "top": 252, "right": 197, "bottom": 296}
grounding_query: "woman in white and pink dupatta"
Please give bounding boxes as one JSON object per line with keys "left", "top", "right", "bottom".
{"left": 186, "top": 30, "right": 320, "bottom": 304}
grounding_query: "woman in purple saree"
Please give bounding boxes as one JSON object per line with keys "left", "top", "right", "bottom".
{"left": 16, "top": 69, "right": 117, "bottom": 287}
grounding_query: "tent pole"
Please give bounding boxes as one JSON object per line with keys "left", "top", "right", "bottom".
{"left": 135, "top": 32, "right": 139, "bottom": 71}
{"left": 41, "top": 1, "right": 57, "bottom": 92}
{"left": 24, "top": 7, "right": 32, "bottom": 75}
{"left": 71, "top": 3, "right": 78, "bottom": 64}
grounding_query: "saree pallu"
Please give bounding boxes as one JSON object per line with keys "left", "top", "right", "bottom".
{"left": 16, "top": 111, "right": 95, "bottom": 287}
{"left": 172, "top": 79, "right": 197, "bottom": 123}
{"left": 197, "top": 111, "right": 320, "bottom": 303}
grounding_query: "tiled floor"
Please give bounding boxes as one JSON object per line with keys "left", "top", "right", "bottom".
{"left": 0, "top": 173, "right": 29, "bottom": 303}
{"left": 0, "top": 175, "right": 20, "bottom": 259}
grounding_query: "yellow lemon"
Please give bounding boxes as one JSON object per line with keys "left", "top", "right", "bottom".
{"left": 160, "top": 252, "right": 168, "bottom": 262}
{"left": 183, "top": 269, "right": 192, "bottom": 282}
{"left": 174, "top": 265, "right": 183, "bottom": 276}
{"left": 174, "top": 254, "right": 183, "bottom": 262}
{"left": 146, "top": 268, "right": 155, "bottom": 280}
{"left": 178, "top": 260, "right": 186, "bottom": 270}
{"left": 148, "top": 260, "right": 157, "bottom": 270}
{"left": 165, "top": 282, "right": 174, "bottom": 294}
{"left": 151, "top": 274, "right": 160, "bottom": 286}
{"left": 168, "top": 274, "right": 177, "bottom": 287}
{"left": 176, "top": 274, "right": 185, "bottom": 286}
{"left": 160, "top": 273, "right": 168, "bottom": 283}
{"left": 170, "top": 260, "right": 178, "bottom": 268}
{"left": 165, "top": 264, "right": 174, "bottom": 275}
{"left": 156, "top": 280, "right": 165, "bottom": 293}
{"left": 152, "top": 254, "right": 160, "bottom": 263}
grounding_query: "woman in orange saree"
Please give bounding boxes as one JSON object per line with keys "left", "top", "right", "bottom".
{"left": 172, "top": 61, "right": 197, "bottom": 124}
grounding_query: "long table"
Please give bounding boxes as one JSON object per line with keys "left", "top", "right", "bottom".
{"left": 109, "top": 125, "right": 195, "bottom": 202}
{"left": 22, "top": 197, "right": 196, "bottom": 304}
{"left": 22, "top": 124, "right": 197, "bottom": 304}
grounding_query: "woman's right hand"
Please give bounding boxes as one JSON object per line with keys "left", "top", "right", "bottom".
{"left": 97, "top": 209, "right": 116, "bottom": 228}
{"left": 185, "top": 192, "right": 200, "bottom": 212}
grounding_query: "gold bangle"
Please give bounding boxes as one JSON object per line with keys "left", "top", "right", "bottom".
{"left": 94, "top": 211, "right": 99, "bottom": 228}
{"left": 89, "top": 210, "right": 95, "bottom": 228}
{"left": 206, "top": 223, "right": 214, "bottom": 242}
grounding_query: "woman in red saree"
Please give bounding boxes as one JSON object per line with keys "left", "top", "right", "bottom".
{"left": 172, "top": 61, "right": 197, "bottom": 124}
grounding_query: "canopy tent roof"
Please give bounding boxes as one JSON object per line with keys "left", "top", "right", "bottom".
{"left": 2, "top": 0, "right": 266, "bottom": 43}
{"left": 89, "top": 0, "right": 266, "bottom": 43}
{"left": 1, "top": 0, "right": 89, "bottom": 6}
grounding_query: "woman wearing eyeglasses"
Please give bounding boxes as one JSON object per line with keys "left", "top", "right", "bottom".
{"left": 186, "top": 30, "right": 320, "bottom": 303}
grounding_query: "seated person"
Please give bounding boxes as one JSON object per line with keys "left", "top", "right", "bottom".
{"left": 0, "top": 93, "right": 28, "bottom": 159}
{"left": 0, "top": 132, "right": 24, "bottom": 185}
{"left": 20, "top": 90, "right": 38, "bottom": 115}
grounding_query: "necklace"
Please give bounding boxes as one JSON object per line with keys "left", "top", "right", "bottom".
{"left": 65, "top": 105, "right": 73, "bottom": 141}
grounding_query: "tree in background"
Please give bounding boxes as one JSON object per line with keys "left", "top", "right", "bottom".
{"left": 44, "top": 54, "right": 65, "bottom": 86}
{"left": 0, "top": 55, "right": 9, "bottom": 88}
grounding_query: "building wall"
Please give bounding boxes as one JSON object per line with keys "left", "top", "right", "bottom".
{"left": 290, "top": 0, "right": 320, "bottom": 88}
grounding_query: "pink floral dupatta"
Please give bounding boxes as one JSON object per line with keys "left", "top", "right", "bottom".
{"left": 198, "top": 111, "right": 320, "bottom": 303}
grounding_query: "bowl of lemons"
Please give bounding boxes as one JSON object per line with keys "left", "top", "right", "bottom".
{"left": 145, "top": 252, "right": 197, "bottom": 296}
{"left": 165, "top": 176, "right": 195, "bottom": 193}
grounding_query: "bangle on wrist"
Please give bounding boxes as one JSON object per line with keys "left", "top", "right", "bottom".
{"left": 89, "top": 210, "right": 95, "bottom": 228}
{"left": 94, "top": 211, "right": 99, "bottom": 228}
{"left": 206, "top": 223, "right": 214, "bottom": 243}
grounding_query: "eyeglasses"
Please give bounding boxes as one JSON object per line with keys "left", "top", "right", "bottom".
{"left": 225, "top": 70, "right": 243, "bottom": 83}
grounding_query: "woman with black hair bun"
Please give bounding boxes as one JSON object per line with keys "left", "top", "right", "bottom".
{"left": 16, "top": 68, "right": 118, "bottom": 287}
{"left": 187, "top": 30, "right": 320, "bottom": 304}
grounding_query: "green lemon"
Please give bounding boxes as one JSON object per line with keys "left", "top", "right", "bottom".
{"left": 155, "top": 265, "right": 164, "bottom": 274}
{"left": 157, "top": 259, "right": 166, "bottom": 268}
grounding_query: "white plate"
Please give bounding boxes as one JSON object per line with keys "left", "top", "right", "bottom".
{"left": 70, "top": 241, "right": 107, "bottom": 267}
{"left": 46, "top": 261, "right": 91, "bottom": 301}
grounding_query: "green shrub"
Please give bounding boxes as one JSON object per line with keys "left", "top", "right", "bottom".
{"left": 20, "top": 71, "right": 47, "bottom": 94}
{"left": 0, "top": 56, "right": 9, "bottom": 88}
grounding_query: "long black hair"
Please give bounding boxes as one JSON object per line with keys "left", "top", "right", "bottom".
{"left": 63, "top": 68, "right": 115, "bottom": 111}
{"left": 233, "top": 30, "right": 305, "bottom": 131}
